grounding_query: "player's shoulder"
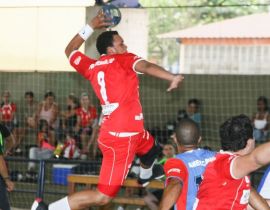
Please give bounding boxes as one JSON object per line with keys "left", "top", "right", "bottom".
{"left": 113, "top": 52, "right": 140, "bottom": 60}
{"left": 216, "top": 151, "right": 235, "bottom": 160}
{"left": 165, "top": 157, "right": 184, "bottom": 166}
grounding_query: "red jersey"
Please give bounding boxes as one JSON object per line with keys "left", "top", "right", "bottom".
{"left": 0, "top": 103, "right": 16, "bottom": 122}
{"left": 195, "top": 152, "right": 251, "bottom": 210}
{"left": 76, "top": 106, "right": 97, "bottom": 127}
{"left": 70, "top": 51, "right": 144, "bottom": 133}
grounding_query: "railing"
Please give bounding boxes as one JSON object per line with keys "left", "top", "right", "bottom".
{"left": 5, "top": 157, "right": 267, "bottom": 209}
{"left": 6, "top": 157, "right": 101, "bottom": 209}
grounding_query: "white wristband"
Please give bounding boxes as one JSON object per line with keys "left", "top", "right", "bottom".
{"left": 78, "top": 24, "right": 94, "bottom": 41}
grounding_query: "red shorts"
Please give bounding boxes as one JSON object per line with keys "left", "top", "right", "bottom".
{"left": 97, "top": 130, "right": 154, "bottom": 197}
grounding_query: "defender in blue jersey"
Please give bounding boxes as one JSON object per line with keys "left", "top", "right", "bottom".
{"left": 159, "top": 118, "right": 216, "bottom": 210}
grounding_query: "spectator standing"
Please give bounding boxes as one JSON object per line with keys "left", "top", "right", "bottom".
{"left": 75, "top": 92, "right": 98, "bottom": 153}
{"left": 252, "top": 96, "right": 269, "bottom": 142}
{"left": 186, "top": 98, "right": 201, "bottom": 127}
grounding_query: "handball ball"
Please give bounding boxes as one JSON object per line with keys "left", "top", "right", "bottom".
{"left": 101, "top": 4, "right": 121, "bottom": 27}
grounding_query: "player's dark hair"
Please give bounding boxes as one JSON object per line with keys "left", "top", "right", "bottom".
{"left": 257, "top": 96, "right": 268, "bottom": 111}
{"left": 25, "top": 91, "right": 34, "bottom": 98}
{"left": 175, "top": 118, "right": 200, "bottom": 146}
{"left": 220, "top": 114, "right": 253, "bottom": 152}
{"left": 96, "top": 31, "right": 119, "bottom": 55}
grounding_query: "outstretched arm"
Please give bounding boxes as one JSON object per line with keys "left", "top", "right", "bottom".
{"left": 65, "top": 12, "right": 109, "bottom": 58}
{"left": 134, "top": 60, "right": 184, "bottom": 91}
{"left": 232, "top": 140, "right": 270, "bottom": 179}
{"left": 158, "top": 178, "right": 182, "bottom": 210}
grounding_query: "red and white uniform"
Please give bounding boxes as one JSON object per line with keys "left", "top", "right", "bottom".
{"left": 0, "top": 103, "right": 16, "bottom": 122}
{"left": 76, "top": 106, "right": 97, "bottom": 127}
{"left": 70, "top": 51, "right": 144, "bottom": 133}
{"left": 70, "top": 51, "right": 154, "bottom": 197}
{"left": 194, "top": 152, "right": 251, "bottom": 210}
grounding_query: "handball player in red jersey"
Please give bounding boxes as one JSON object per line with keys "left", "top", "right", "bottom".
{"left": 31, "top": 11, "right": 184, "bottom": 210}
{"left": 194, "top": 115, "right": 270, "bottom": 210}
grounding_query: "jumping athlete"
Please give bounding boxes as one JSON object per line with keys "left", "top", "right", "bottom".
{"left": 31, "top": 11, "right": 184, "bottom": 210}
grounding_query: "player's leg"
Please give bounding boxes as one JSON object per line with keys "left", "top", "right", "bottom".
{"left": 136, "top": 130, "right": 163, "bottom": 186}
{"left": 32, "top": 190, "right": 111, "bottom": 210}
{"left": 0, "top": 177, "right": 11, "bottom": 210}
{"left": 97, "top": 132, "right": 137, "bottom": 197}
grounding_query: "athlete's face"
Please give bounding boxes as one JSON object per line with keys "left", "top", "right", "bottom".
{"left": 110, "top": 35, "right": 127, "bottom": 54}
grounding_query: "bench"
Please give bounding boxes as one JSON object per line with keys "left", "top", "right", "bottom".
{"left": 68, "top": 174, "right": 164, "bottom": 208}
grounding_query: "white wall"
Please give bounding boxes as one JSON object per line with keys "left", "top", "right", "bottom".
{"left": 0, "top": 3, "right": 148, "bottom": 72}
{"left": 181, "top": 45, "right": 270, "bottom": 75}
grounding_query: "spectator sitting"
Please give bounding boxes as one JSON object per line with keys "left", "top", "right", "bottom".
{"left": 36, "top": 91, "right": 59, "bottom": 144}
{"left": 75, "top": 92, "right": 98, "bottom": 153}
{"left": 62, "top": 130, "right": 80, "bottom": 160}
{"left": 252, "top": 96, "right": 269, "bottom": 142}
{"left": 186, "top": 98, "right": 201, "bottom": 127}
{"left": 17, "top": 91, "right": 38, "bottom": 154}
{"left": 143, "top": 143, "right": 176, "bottom": 210}
{"left": 27, "top": 120, "right": 55, "bottom": 173}
{"left": 61, "top": 93, "right": 79, "bottom": 135}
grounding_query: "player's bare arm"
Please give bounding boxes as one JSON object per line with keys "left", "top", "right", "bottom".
{"left": 248, "top": 187, "right": 270, "bottom": 210}
{"left": 65, "top": 13, "right": 109, "bottom": 58}
{"left": 158, "top": 178, "right": 182, "bottom": 210}
{"left": 232, "top": 141, "right": 270, "bottom": 179}
{"left": 135, "top": 60, "right": 184, "bottom": 91}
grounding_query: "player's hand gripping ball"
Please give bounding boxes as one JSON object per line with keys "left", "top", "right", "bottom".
{"left": 101, "top": 4, "right": 121, "bottom": 28}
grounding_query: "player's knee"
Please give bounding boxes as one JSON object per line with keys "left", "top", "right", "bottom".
{"left": 140, "top": 142, "right": 161, "bottom": 167}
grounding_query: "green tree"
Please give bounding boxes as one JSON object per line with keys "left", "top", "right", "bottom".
{"left": 140, "top": 0, "right": 268, "bottom": 70}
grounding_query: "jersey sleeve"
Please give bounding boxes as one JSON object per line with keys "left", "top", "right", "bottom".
{"left": 164, "top": 158, "right": 188, "bottom": 185}
{"left": 214, "top": 154, "right": 237, "bottom": 179}
{"left": 69, "top": 50, "right": 97, "bottom": 80}
{"left": 118, "top": 53, "right": 144, "bottom": 73}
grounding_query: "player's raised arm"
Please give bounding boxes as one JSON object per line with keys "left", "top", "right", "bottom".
{"left": 232, "top": 141, "right": 270, "bottom": 179}
{"left": 65, "top": 12, "right": 109, "bottom": 58}
{"left": 134, "top": 60, "right": 184, "bottom": 91}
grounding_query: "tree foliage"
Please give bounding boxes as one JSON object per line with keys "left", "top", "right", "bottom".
{"left": 139, "top": 0, "right": 268, "bottom": 69}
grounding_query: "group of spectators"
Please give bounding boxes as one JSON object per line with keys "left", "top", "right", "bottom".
{"left": 0, "top": 90, "right": 100, "bottom": 171}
